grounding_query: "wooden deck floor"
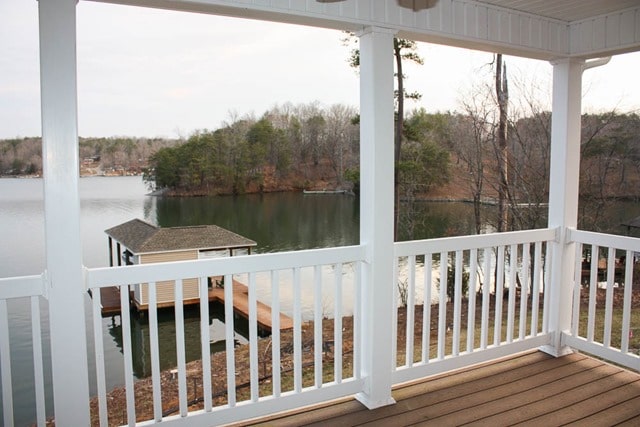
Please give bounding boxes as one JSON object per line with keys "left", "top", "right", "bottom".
{"left": 239, "top": 351, "right": 640, "bottom": 426}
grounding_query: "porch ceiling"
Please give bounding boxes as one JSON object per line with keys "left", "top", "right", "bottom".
{"left": 478, "top": 0, "right": 640, "bottom": 22}
{"left": 89, "top": 0, "right": 640, "bottom": 60}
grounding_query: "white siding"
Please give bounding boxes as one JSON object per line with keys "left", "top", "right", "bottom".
{"left": 136, "top": 251, "right": 200, "bottom": 307}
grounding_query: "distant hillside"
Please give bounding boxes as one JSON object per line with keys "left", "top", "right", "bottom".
{"left": 0, "top": 137, "right": 181, "bottom": 177}
{"left": 2, "top": 111, "right": 639, "bottom": 206}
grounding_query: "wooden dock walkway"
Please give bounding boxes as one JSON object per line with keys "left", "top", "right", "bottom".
{"left": 208, "top": 279, "right": 294, "bottom": 332}
{"left": 99, "top": 287, "right": 127, "bottom": 316}
{"left": 96, "top": 280, "right": 293, "bottom": 333}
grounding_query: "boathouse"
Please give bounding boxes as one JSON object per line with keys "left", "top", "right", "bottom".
{"left": 105, "top": 219, "right": 256, "bottom": 309}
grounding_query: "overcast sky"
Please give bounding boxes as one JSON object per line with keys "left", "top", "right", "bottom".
{"left": 1, "top": 0, "right": 639, "bottom": 139}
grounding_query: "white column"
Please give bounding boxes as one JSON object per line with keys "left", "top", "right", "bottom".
{"left": 542, "top": 58, "right": 585, "bottom": 357}
{"left": 356, "top": 26, "right": 397, "bottom": 409}
{"left": 39, "top": 0, "right": 91, "bottom": 424}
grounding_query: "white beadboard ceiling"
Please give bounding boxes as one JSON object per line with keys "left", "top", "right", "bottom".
{"left": 477, "top": 0, "right": 640, "bottom": 22}
{"left": 96, "top": 0, "right": 640, "bottom": 59}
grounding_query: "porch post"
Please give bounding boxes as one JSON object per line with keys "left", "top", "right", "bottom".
{"left": 39, "top": 0, "right": 91, "bottom": 424}
{"left": 542, "top": 58, "right": 584, "bottom": 357}
{"left": 356, "top": 26, "right": 396, "bottom": 409}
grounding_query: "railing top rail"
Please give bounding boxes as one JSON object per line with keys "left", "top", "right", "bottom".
{"left": 86, "top": 244, "right": 366, "bottom": 288}
{"left": 569, "top": 229, "right": 640, "bottom": 252}
{"left": 394, "top": 228, "right": 558, "bottom": 257}
{"left": 0, "top": 274, "right": 46, "bottom": 300}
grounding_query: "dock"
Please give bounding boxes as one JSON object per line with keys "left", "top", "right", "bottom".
{"left": 208, "top": 279, "right": 294, "bottom": 332}
{"left": 98, "top": 287, "right": 129, "bottom": 316}
{"left": 97, "top": 280, "right": 293, "bottom": 333}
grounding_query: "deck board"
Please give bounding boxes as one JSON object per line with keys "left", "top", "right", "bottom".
{"left": 239, "top": 351, "right": 640, "bottom": 427}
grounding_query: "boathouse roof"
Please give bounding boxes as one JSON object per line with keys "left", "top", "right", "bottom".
{"left": 105, "top": 218, "right": 257, "bottom": 254}
{"left": 621, "top": 215, "right": 640, "bottom": 230}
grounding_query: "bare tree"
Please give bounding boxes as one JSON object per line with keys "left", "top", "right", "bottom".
{"left": 453, "top": 91, "right": 497, "bottom": 234}
{"left": 495, "top": 54, "right": 510, "bottom": 232}
{"left": 324, "top": 104, "right": 358, "bottom": 183}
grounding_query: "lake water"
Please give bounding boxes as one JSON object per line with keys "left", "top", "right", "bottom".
{"left": 1, "top": 176, "right": 638, "bottom": 425}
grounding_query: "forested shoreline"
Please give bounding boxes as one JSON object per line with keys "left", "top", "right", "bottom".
{"left": 2, "top": 104, "right": 640, "bottom": 218}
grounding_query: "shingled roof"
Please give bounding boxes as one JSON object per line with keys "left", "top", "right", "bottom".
{"left": 621, "top": 215, "right": 640, "bottom": 230}
{"left": 105, "top": 219, "right": 257, "bottom": 254}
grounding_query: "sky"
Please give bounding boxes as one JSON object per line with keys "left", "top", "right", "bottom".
{"left": 1, "top": 0, "right": 639, "bottom": 139}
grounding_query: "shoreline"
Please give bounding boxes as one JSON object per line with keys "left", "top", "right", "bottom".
{"left": 4, "top": 175, "right": 639, "bottom": 202}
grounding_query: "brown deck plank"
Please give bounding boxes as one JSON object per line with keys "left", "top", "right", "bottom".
{"left": 393, "top": 351, "right": 560, "bottom": 400}
{"left": 272, "top": 352, "right": 548, "bottom": 427}
{"left": 306, "top": 353, "right": 585, "bottom": 426}
{"left": 515, "top": 378, "right": 640, "bottom": 426}
{"left": 250, "top": 352, "right": 569, "bottom": 427}
{"left": 410, "top": 361, "right": 608, "bottom": 425}
{"left": 416, "top": 361, "right": 618, "bottom": 426}
{"left": 467, "top": 370, "right": 639, "bottom": 426}
{"left": 565, "top": 394, "right": 640, "bottom": 426}
{"left": 237, "top": 351, "right": 640, "bottom": 427}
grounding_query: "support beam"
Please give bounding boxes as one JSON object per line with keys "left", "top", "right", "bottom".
{"left": 39, "top": 0, "right": 91, "bottom": 424}
{"left": 542, "top": 58, "right": 585, "bottom": 357}
{"left": 108, "top": 236, "right": 114, "bottom": 267}
{"left": 356, "top": 26, "right": 397, "bottom": 409}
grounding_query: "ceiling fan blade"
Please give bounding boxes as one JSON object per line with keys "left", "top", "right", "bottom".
{"left": 316, "top": 0, "right": 438, "bottom": 10}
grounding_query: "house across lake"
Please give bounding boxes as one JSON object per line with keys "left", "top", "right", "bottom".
{"left": 104, "top": 218, "right": 257, "bottom": 310}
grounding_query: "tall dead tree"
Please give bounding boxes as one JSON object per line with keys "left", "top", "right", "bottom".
{"left": 495, "top": 54, "right": 509, "bottom": 232}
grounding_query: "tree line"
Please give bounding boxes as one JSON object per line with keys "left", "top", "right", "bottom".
{"left": 3, "top": 107, "right": 639, "bottom": 237}
{"left": 145, "top": 103, "right": 358, "bottom": 195}
{"left": 143, "top": 102, "right": 452, "bottom": 200}
{"left": 0, "top": 136, "right": 179, "bottom": 176}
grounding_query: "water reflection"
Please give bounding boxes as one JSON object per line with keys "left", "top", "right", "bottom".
{"left": 154, "top": 192, "right": 360, "bottom": 252}
{"left": 105, "top": 303, "right": 250, "bottom": 379}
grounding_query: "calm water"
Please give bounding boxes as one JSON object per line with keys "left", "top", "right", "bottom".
{"left": 1, "top": 176, "right": 638, "bottom": 425}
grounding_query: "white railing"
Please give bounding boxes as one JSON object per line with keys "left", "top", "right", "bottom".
{"left": 566, "top": 229, "right": 640, "bottom": 371}
{"left": 392, "top": 228, "right": 558, "bottom": 384}
{"left": 0, "top": 274, "right": 48, "bottom": 427}
{"left": 85, "top": 245, "right": 365, "bottom": 426}
{"left": 3, "top": 229, "right": 637, "bottom": 426}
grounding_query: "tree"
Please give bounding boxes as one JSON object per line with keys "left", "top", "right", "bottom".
{"left": 579, "top": 112, "right": 640, "bottom": 230}
{"left": 397, "top": 109, "right": 451, "bottom": 239}
{"left": 324, "top": 104, "right": 359, "bottom": 183}
{"left": 304, "top": 114, "right": 326, "bottom": 166}
{"left": 144, "top": 102, "right": 361, "bottom": 195}
{"left": 344, "top": 34, "right": 424, "bottom": 238}
{"left": 495, "top": 54, "right": 509, "bottom": 233}
{"left": 147, "top": 146, "right": 180, "bottom": 189}
{"left": 447, "top": 97, "right": 496, "bottom": 234}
